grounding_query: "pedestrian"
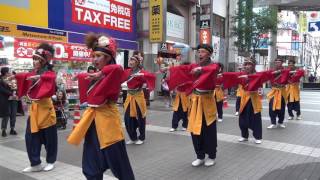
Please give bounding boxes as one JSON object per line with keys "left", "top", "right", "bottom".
{"left": 167, "top": 44, "right": 220, "bottom": 167}
{"left": 67, "top": 33, "right": 135, "bottom": 180}
{"left": 123, "top": 54, "right": 155, "bottom": 145}
{"left": 267, "top": 58, "right": 290, "bottom": 129}
{"left": 53, "top": 90, "right": 68, "bottom": 130}
{"left": 8, "top": 70, "right": 18, "bottom": 135}
{"left": 214, "top": 63, "right": 224, "bottom": 122}
{"left": 15, "top": 43, "right": 58, "bottom": 172}
{"left": 286, "top": 59, "right": 305, "bottom": 120}
{"left": 222, "top": 57, "right": 271, "bottom": 144}
{"left": 0, "top": 67, "right": 13, "bottom": 137}
{"left": 169, "top": 62, "right": 191, "bottom": 132}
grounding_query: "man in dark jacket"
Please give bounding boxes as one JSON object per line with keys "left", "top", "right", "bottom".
{"left": 0, "top": 67, "right": 13, "bottom": 137}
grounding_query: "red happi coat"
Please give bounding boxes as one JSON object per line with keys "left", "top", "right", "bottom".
{"left": 122, "top": 68, "right": 156, "bottom": 91}
{"left": 222, "top": 71, "right": 272, "bottom": 114}
{"left": 288, "top": 69, "right": 305, "bottom": 83}
{"left": 77, "top": 65, "right": 124, "bottom": 107}
{"left": 167, "top": 63, "right": 220, "bottom": 94}
{"left": 269, "top": 68, "right": 291, "bottom": 87}
{"left": 15, "top": 70, "right": 56, "bottom": 100}
{"left": 222, "top": 71, "right": 271, "bottom": 91}
{"left": 15, "top": 69, "right": 57, "bottom": 133}
{"left": 167, "top": 63, "right": 219, "bottom": 135}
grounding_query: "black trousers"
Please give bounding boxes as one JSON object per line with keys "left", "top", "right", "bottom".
{"left": 239, "top": 100, "right": 262, "bottom": 140}
{"left": 25, "top": 118, "right": 57, "bottom": 166}
{"left": 124, "top": 103, "right": 146, "bottom": 141}
{"left": 216, "top": 101, "right": 223, "bottom": 119}
{"left": 191, "top": 119, "right": 217, "bottom": 160}
{"left": 269, "top": 97, "right": 286, "bottom": 125}
{"left": 287, "top": 95, "right": 301, "bottom": 117}
{"left": 236, "top": 96, "right": 241, "bottom": 112}
{"left": 171, "top": 101, "right": 188, "bottom": 129}
{"left": 83, "top": 122, "right": 135, "bottom": 180}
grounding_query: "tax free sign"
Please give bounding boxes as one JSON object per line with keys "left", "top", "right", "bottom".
{"left": 72, "top": 0, "right": 132, "bottom": 32}
{"left": 49, "top": 0, "right": 137, "bottom": 50}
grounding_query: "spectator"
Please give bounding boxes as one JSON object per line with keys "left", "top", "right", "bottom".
{"left": 308, "top": 74, "right": 315, "bottom": 83}
{"left": 8, "top": 70, "right": 18, "bottom": 135}
{"left": 53, "top": 90, "right": 68, "bottom": 130}
{"left": 0, "top": 67, "right": 13, "bottom": 137}
{"left": 87, "top": 66, "right": 97, "bottom": 73}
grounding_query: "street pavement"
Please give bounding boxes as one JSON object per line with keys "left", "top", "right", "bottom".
{"left": 1, "top": 91, "right": 320, "bottom": 180}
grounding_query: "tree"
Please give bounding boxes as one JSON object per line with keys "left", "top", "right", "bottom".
{"left": 232, "top": 0, "right": 278, "bottom": 57}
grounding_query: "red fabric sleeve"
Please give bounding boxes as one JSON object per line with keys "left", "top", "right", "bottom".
{"left": 167, "top": 64, "right": 195, "bottom": 90}
{"left": 222, "top": 72, "right": 244, "bottom": 88}
{"left": 279, "top": 69, "right": 290, "bottom": 84}
{"left": 289, "top": 69, "right": 305, "bottom": 83}
{"left": 15, "top": 72, "right": 33, "bottom": 98}
{"left": 28, "top": 71, "right": 56, "bottom": 99}
{"left": 87, "top": 65, "right": 123, "bottom": 103}
{"left": 141, "top": 70, "right": 156, "bottom": 91}
{"left": 77, "top": 73, "right": 90, "bottom": 104}
{"left": 192, "top": 63, "right": 219, "bottom": 91}
{"left": 247, "top": 71, "right": 272, "bottom": 91}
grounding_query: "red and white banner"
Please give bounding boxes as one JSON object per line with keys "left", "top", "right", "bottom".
{"left": 200, "top": 28, "right": 211, "bottom": 45}
{"left": 72, "top": 0, "right": 132, "bottom": 32}
{"left": 14, "top": 38, "right": 92, "bottom": 62}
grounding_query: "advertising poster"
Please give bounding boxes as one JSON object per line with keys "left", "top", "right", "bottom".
{"left": 14, "top": 38, "right": 92, "bottom": 62}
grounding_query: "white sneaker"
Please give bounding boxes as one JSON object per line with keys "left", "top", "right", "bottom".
{"left": 296, "top": 116, "right": 302, "bottom": 120}
{"left": 204, "top": 158, "right": 215, "bottom": 167}
{"left": 235, "top": 112, "right": 239, "bottom": 116}
{"left": 169, "top": 128, "right": 176, "bottom": 132}
{"left": 22, "top": 164, "right": 43, "bottom": 173}
{"left": 278, "top": 124, "right": 286, "bottom": 128}
{"left": 191, "top": 159, "right": 204, "bottom": 167}
{"left": 255, "top": 139, "right": 262, "bottom": 144}
{"left": 238, "top": 137, "right": 248, "bottom": 142}
{"left": 181, "top": 127, "right": 187, "bottom": 131}
{"left": 287, "top": 116, "right": 294, "bottom": 120}
{"left": 43, "top": 163, "right": 55, "bottom": 171}
{"left": 126, "top": 140, "right": 137, "bottom": 145}
{"left": 217, "top": 118, "right": 223, "bottom": 122}
{"left": 267, "top": 124, "right": 277, "bottom": 129}
{"left": 135, "top": 140, "right": 144, "bottom": 145}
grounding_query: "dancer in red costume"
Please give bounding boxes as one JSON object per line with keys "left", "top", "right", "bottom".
{"left": 167, "top": 44, "right": 220, "bottom": 167}
{"left": 15, "top": 43, "right": 57, "bottom": 172}
{"left": 67, "top": 33, "right": 135, "bottom": 180}
{"left": 123, "top": 54, "right": 155, "bottom": 145}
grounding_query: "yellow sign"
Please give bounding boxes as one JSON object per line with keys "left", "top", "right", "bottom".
{"left": 0, "top": 0, "right": 48, "bottom": 28}
{"left": 0, "top": 22, "right": 67, "bottom": 43}
{"left": 149, "top": 0, "right": 163, "bottom": 43}
{"left": 299, "top": 12, "right": 307, "bottom": 33}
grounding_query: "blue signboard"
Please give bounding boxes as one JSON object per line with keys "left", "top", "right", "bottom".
{"left": 308, "top": 21, "right": 320, "bottom": 32}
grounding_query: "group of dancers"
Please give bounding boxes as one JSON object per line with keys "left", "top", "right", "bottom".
{"left": 10, "top": 32, "right": 304, "bottom": 180}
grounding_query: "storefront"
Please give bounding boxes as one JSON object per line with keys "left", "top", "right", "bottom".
{"left": 0, "top": 0, "right": 138, "bottom": 107}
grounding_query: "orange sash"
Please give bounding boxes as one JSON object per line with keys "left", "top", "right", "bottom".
{"left": 239, "top": 91, "right": 262, "bottom": 114}
{"left": 188, "top": 93, "right": 217, "bottom": 135}
{"left": 67, "top": 103, "right": 124, "bottom": 149}
{"left": 286, "top": 83, "right": 300, "bottom": 102}
{"left": 172, "top": 92, "right": 189, "bottom": 112}
{"left": 29, "top": 98, "right": 56, "bottom": 133}
{"left": 267, "top": 87, "right": 287, "bottom": 111}
{"left": 214, "top": 87, "right": 224, "bottom": 102}
{"left": 124, "top": 90, "right": 147, "bottom": 118}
